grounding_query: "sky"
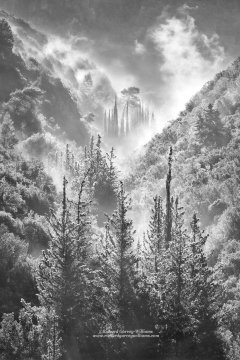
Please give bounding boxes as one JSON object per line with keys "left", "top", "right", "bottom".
{"left": 1, "top": 0, "right": 240, "bottom": 129}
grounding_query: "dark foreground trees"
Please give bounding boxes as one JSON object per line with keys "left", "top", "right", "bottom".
{"left": 135, "top": 149, "right": 225, "bottom": 360}
{"left": 0, "top": 144, "right": 229, "bottom": 360}
{"left": 0, "top": 174, "right": 103, "bottom": 360}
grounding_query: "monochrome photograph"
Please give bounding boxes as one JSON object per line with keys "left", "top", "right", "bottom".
{"left": 0, "top": 1, "right": 239, "bottom": 359}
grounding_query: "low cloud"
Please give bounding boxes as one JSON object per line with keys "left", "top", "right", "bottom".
{"left": 10, "top": 5, "right": 229, "bottom": 148}
{"left": 12, "top": 26, "right": 116, "bottom": 128}
{"left": 134, "top": 40, "right": 146, "bottom": 55}
{"left": 20, "top": 132, "right": 56, "bottom": 158}
{"left": 149, "top": 6, "right": 226, "bottom": 127}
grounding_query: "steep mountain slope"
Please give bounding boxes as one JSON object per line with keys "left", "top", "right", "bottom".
{"left": 0, "top": 113, "right": 58, "bottom": 316}
{"left": 2, "top": 10, "right": 115, "bottom": 124}
{"left": 0, "top": 13, "right": 91, "bottom": 149}
{"left": 129, "top": 57, "right": 240, "bottom": 259}
{"left": 0, "top": 10, "right": 119, "bottom": 153}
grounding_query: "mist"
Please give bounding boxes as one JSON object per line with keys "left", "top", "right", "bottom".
{"left": 7, "top": 4, "right": 229, "bottom": 155}
{"left": 148, "top": 6, "right": 227, "bottom": 125}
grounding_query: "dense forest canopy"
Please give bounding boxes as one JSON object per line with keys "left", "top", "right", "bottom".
{"left": 0, "top": 5, "right": 240, "bottom": 360}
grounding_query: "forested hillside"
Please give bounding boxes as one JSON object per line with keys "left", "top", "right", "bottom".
{"left": 129, "top": 57, "right": 240, "bottom": 256}
{"left": 1, "top": 15, "right": 240, "bottom": 360}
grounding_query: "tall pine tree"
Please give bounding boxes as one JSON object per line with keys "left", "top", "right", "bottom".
{"left": 165, "top": 146, "right": 173, "bottom": 247}
{"left": 187, "top": 213, "right": 224, "bottom": 359}
{"left": 37, "top": 176, "right": 96, "bottom": 359}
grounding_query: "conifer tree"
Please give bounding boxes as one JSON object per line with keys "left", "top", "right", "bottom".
{"left": 85, "top": 136, "right": 95, "bottom": 190}
{"left": 113, "top": 96, "right": 119, "bottom": 137}
{"left": 165, "top": 146, "right": 173, "bottom": 247}
{"left": 147, "top": 195, "right": 164, "bottom": 272}
{"left": 136, "top": 237, "right": 143, "bottom": 273}
{"left": 195, "top": 104, "right": 225, "bottom": 147}
{"left": 106, "top": 147, "right": 118, "bottom": 191}
{"left": 156, "top": 198, "right": 189, "bottom": 358}
{"left": 103, "top": 110, "right": 107, "bottom": 135}
{"left": 187, "top": 213, "right": 224, "bottom": 359}
{"left": 83, "top": 136, "right": 118, "bottom": 226}
{"left": 37, "top": 176, "right": 95, "bottom": 359}
{"left": 65, "top": 144, "right": 70, "bottom": 172}
{"left": 126, "top": 101, "right": 130, "bottom": 135}
{"left": 89, "top": 136, "right": 94, "bottom": 160}
{"left": 101, "top": 182, "right": 136, "bottom": 329}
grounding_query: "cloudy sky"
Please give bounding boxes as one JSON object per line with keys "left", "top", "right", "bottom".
{"left": 1, "top": 0, "right": 239, "bottom": 126}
